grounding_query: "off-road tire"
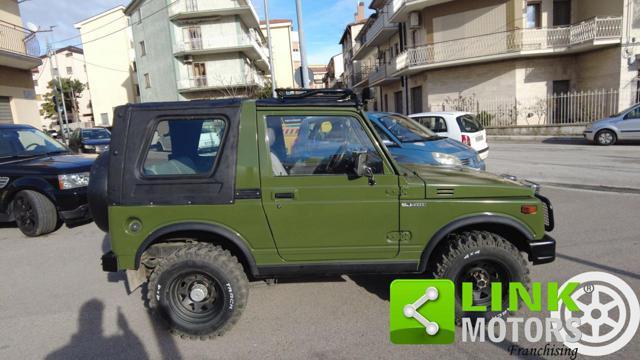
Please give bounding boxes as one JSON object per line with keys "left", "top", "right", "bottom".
{"left": 12, "top": 190, "right": 58, "bottom": 237}
{"left": 148, "top": 243, "right": 249, "bottom": 339}
{"left": 433, "top": 231, "right": 530, "bottom": 325}
{"left": 595, "top": 129, "right": 616, "bottom": 146}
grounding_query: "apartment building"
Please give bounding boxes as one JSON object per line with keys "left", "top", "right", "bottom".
{"left": 349, "top": 0, "right": 638, "bottom": 125}
{"left": 125, "top": 0, "right": 269, "bottom": 102}
{"left": 260, "top": 19, "right": 295, "bottom": 88}
{"left": 323, "top": 53, "right": 345, "bottom": 88}
{"left": 75, "top": 6, "right": 139, "bottom": 127}
{"left": 0, "top": 0, "right": 41, "bottom": 126}
{"left": 32, "top": 46, "right": 93, "bottom": 128}
{"left": 339, "top": 2, "right": 368, "bottom": 93}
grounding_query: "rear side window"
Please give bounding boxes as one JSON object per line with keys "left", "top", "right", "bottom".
{"left": 414, "top": 116, "right": 447, "bottom": 132}
{"left": 143, "top": 118, "right": 226, "bottom": 176}
{"left": 456, "top": 115, "right": 484, "bottom": 132}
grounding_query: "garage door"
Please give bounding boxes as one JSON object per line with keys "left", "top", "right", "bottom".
{"left": 0, "top": 97, "right": 13, "bottom": 124}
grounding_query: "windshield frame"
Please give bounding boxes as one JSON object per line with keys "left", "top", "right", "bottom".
{"left": 376, "top": 113, "right": 437, "bottom": 143}
{"left": 0, "top": 127, "right": 69, "bottom": 159}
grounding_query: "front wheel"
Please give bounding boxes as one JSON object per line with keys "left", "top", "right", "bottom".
{"left": 433, "top": 231, "right": 530, "bottom": 324}
{"left": 595, "top": 129, "right": 616, "bottom": 145}
{"left": 148, "top": 243, "right": 249, "bottom": 339}
{"left": 12, "top": 190, "right": 58, "bottom": 237}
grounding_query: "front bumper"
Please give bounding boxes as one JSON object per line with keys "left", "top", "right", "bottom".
{"left": 529, "top": 234, "right": 556, "bottom": 265}
{"left": 478, "top": 147, "right": 489, "bottom": 160}
{"left": 583, "top": 130, "right": 594, "bottom": 141}
{"left": 59, "top": 204, "right": 93, "bottom": 228}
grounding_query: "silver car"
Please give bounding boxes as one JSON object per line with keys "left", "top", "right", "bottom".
{"left": 584, "top": 104, "right": 640, "bottom": 145}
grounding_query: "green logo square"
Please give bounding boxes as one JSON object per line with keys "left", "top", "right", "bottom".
{"left": 390, "top": 279, "right": 456, "bottom": 344}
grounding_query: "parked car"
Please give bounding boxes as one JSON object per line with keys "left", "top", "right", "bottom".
{"left": 584, "top": 103, "right": 640, "bottom": 145}
{"left": 69, "top": 127, "right": 111, "bottom": 154}
{"left": 0, "top": 124, "right": 94, "bottom": 236}
{"left": 367, "top": 112, "right": 485, "bottom": 170}
{"left": 409, "top": 112, "right": 489, "bottom": 160}
{"left": 90, "top": 90, "right": 555, "bottom": 339}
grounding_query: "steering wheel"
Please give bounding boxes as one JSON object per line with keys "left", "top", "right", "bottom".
{"left": 25, "top": 143, "right": 39, "bottom": 151}
{"left": 327, "top": 143, "right": 350, "bottom": 173}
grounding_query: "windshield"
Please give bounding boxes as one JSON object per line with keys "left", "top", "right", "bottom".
{"left": 456, "top": 114, "right": 484, "bottom": 132}
{"left": 82, "top": 129, "right": 111, "bottom": 140}
{"left": 377, "top": 114, "right": 436, "bottom": 143}
{"left": 612, "top": 104, "right": 639, "bottom": 118}
{"left": 0, "top": 127, "right": 68, "bottom": 158}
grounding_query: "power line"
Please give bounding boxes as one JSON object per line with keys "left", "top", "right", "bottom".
{"left": 70, "top": 55, "right": 131, "bottom": 73}
{"left": 53, "top": 12, "right": 126, "bottom": 44}
{"left": 33, "top": 56, "right": 49, "bottom": 81}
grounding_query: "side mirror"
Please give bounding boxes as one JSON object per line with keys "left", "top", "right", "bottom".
{"left": 353, "top": 151, "right": 376, "bottom": 186}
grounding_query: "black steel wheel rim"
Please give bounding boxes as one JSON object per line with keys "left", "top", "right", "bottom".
{"left": 14, "top": 196, "right": 36, "bottom": 232}
{"left": 168, "top": 270, "right": 225, "bottom": 324}
{"left": 456, "top": 260, "right": 510, "bottom": 307}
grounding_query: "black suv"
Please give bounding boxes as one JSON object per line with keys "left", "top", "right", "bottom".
{"left": 0, "top": 124, "right": 94, "bottom": 236}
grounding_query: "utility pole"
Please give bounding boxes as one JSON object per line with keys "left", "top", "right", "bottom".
{"left": 48, "top": 27, "right": 70, "bottom": 143}
{"left": 295, "top": 0, "right": 309, "bottom": 88}
{"left": 263, "top": 0, "right": 277, "bottom": 98}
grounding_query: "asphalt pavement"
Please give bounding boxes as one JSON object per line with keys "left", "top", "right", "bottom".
{"left": 0, "top": 142, "right": 639, "bottom": 360}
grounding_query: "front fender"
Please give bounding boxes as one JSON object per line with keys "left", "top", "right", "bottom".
{"left": 1, "top": 176, "right": 57, "bottom": 212}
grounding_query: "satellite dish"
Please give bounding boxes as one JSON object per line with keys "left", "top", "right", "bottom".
{"left": 26, "top": 22, "right": 39, "bottom": 32}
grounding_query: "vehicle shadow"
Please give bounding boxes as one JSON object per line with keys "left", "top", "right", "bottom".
{"left": 540, "top": 138, "right": 589, "bottom": 145}
{"left": 349, "top": 274, "right": 427, "bottom": 301}
{"left": 45, "top": 299, "right": 150, "bottom": 360}
{"left": 0, "top": 222, "right": 17, "bottom": 229}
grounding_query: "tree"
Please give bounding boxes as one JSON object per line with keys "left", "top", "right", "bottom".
{"left": 40, "top": 78, "right": 85, "bottom": 124}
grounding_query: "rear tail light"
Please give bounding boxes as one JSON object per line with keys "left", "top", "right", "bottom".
{"left": 461, "top": 135, "right": 471, "bottom": 146}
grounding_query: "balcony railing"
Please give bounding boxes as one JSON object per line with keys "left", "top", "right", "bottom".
{"left": 168, "top": 0, "right": 259, "bottom": 24}
{"left": 369, "top": 62, "right": 396, "bottom": 85}
{"left": 394, "top": 17, "right": 623, "bottom": 73}
{"left": 0, "top": 20, "right": 40, "bottom": 58}
{"left": 174, "top": 33, "right": 268, "bottom": 60}
{"left": 364, "top": 3, "right": 395, "bottom": 44}
{"left": 177, "top": 71, "right": 265, "bottom": 91}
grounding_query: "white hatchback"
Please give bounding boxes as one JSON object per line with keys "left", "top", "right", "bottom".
{"left": 410, "top": 111, "right": 489, "bottom": 160}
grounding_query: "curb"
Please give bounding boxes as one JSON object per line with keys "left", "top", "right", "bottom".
{"left": 487, "top": 135, "right": 587, "bottom": 144}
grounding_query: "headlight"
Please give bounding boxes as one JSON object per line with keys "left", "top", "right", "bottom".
{"left": 83, "top": 144, "right": 95, "bottom": 150}
{"left": 58, "top": 172, "right": 90, "bottom": 190}
{"left": 433, "top": 152, "right": 462, "bottom": 167}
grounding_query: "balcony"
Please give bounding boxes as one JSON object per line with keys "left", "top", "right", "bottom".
{"left": 353, "top": 3, "right": 398, "bottom": 61}
{"left": 389, "top": 0, "right": 454, "bottom": 23}
{"left": 352, "top": 65, "right": 374, "bottom": 89}
{"left": 394, "top": 17, "right": 623, "bottom": 76}
{"left": 174, "top": 33, "right": 270, "bottom": 71}
{"left": 177, "top": 71, "right": 266, "bottom": 93}
{"left": 0, "top": 20, "right": 41, "bottom": 69}
{"left": 168, "top": 0, "right": 260, "bottom": 28}
{"left": 369, "top": 62, "right": 398, "bottom": 86}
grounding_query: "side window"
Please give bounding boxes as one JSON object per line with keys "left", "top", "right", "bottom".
{"left": 624, "top": 107, "right": 640, "bottom": 119}
{"left": 265, "top": 115, "right": 384, "bottom": 176}
{"left": 415, "top": 116, "right": 447, "bottom": 132}
{"left": 143, "top": 118, "right": 226, "bottom": 176}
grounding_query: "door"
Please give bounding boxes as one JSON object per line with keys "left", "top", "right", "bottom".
{"left": 620, "top": 106, "right": 640, "bottom": 140}
{"left": 184, "top": 26, "right": 202, "bottom": 50}
{"left": 552, "top": 80, "right": 571, "bottom": 123}
{"left": 0, "top": 97, "right": 12, "bottom": 124}
{"left": 553, "top": 0, "right": 571, "bottom": 26}
{"left": 394, "top": 91, "right": 403, "bottom": 114}
{"left": 191, "top": 63, "right": 207, "bottom": 87}
{"left": 410, "top": 86, "right": 423, "bottom": 114}
{"left": 259, "top": 111, "right": 400, "bottom": 261}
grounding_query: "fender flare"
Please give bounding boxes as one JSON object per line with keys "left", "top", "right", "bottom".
{"left": 418, "top": 214, "right": 535, "bottom": 272}
{"left": 134, "top": 222, "right": 259, "bottom": 276}
{"left": 1, "top": 177, "right": 57, "bottom": 213}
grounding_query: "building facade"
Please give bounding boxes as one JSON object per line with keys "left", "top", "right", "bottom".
{"left": 348, "top": 0, "right": 640, "bottom": 126}
{"left": 75, "top": 6, "right": 139, "bottom": 127}
{"left": 339, "top": 2, "right": 367, "bottom": 96}
{"left": 323, "top": 53, "right": 345, "bottom": 88}
{"left": 260, "top": 19, "right": 296, "bottom": 88}
{"left": 0, "top": 0, "right": 41, "bottom": 127}
{"left": 32, "top": 46, "right": 93, "bottom": 129}
{"left": 125, "top": 0, "right": 269, "bottom": 102}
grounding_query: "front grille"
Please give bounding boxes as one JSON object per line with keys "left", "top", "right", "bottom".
{"left": 0, "top": 177, "right": 9, "bottom": 189}
{"left": 536, "top": 194, "right": 555, "bottom": 231}
{"left": 460, "top": 158, "right": 471, "bottom": 166}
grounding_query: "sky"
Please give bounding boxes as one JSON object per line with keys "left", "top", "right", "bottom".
{"left": 20, "top": 0, "right": 372, "bottom": 65}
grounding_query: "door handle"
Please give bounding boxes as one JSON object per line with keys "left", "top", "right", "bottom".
{"left": 274, "top": 192, "right": 295, "bottom": 199}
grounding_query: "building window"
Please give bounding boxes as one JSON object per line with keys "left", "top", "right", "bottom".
{"left": 394, "top": 91, "right": 403, "bottom": 114}
{"left": 132, "top": 61, "right": 137, "bottom": 72}
{"left": 411, "top": 86, "right": 423, "bottom": 114}
{"left": 66, "top": 67, "right": 73, "bottom": 75}
{"left": 65, "top": 52, "right": 73, "bottom": 57}
{"left": 136, "top": 85, "right": 141, "bottom": 97}
{"left": 526, "top": 2, "right": 541, "bottom": 29}
{"left": 100, "top": 113, "right": 109, "bottom": 126}
{"left": 144, "top": 73, "right": 151, "bottom": 88}
{"left": 139, "top": 41, "right": 147, "bottom": 56}
{"left": 553, "top": 0, "right": 571, "bottom": 26}
{"left": 33, "top": 80, "right": 38, "bottom": 87}
{"left": 384, "top": 94, "right": 388, "bottom": 112}
{"left": 52, "top": 68, "right": 59, "bottom": 76}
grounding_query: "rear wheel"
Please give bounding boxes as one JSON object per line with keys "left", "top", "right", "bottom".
{"left": 148, "top": 243, "right": 249, "bottom": 339}
{"left": 595, "top": 129, "right": 616, "bottom": 145}
{"left": 12, "top": 190, "right": 58, "bottom": 237}
{"left": 433, "top": 231, "right": 530, "bottom": 324}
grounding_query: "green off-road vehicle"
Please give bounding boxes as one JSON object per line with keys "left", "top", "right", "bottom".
{"left": 89, "top": 89, "right": 555, "bottom": 339}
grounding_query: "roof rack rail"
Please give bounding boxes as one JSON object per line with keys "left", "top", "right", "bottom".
{"left": 274, "top": 88, "right": 361, "bottom": 106}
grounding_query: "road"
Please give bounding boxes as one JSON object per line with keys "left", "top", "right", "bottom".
{"left": 0, "top": 142, "right": 639, "bottom": 360}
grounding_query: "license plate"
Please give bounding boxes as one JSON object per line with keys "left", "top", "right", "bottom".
{"left": 476, "top": 135, "right": 484, "bottom": 142}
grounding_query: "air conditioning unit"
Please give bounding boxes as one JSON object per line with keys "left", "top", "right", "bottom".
{"left": 409, "top": 12, "right": 421, "bottom": 28}
{"left": 184, "top": 55, "right": 193, "bottom": 65}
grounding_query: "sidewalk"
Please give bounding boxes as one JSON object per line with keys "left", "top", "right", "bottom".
{"left": 487, "top": 135, "right": 587, "bottom": 144}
